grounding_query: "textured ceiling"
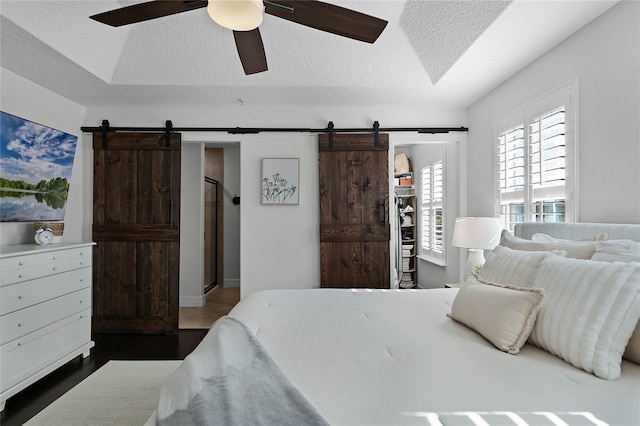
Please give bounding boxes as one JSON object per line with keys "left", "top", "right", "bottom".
{"left": 0, "top": 0, "right": 619, "bottom": 108}
{"left": 401, "top": 0, "right": 511, "bottom": 84}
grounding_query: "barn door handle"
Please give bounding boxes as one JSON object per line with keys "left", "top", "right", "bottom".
{"left": 383, "top": 197, "right": 389, "bottom": 226}
{"left": 170, "top": 198, "right": 174, "bottom": 229}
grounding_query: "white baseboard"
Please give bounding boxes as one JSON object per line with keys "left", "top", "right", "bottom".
{"left": 224, "top": 278, "right": 240, "bottom": 288}
{"left": 180, "top": 295, "right": 205, "bottom": 307}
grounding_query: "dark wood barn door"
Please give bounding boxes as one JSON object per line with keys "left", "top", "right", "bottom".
{"left": 92, "top": 132, "right": 180, "bottom": 334}
{"left": 319, "top": 133, "right": 390, "bottom": 288}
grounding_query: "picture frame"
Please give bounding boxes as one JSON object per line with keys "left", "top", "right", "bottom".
{"left": 0, "top": 111, "right": 78, "bottom": 222}
{"left": 261, "top": 158, "right": 299, "bottom": 205}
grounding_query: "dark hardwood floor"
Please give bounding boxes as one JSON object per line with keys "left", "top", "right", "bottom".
{"left": 1, "top": 330, "right": 207, "bottom": 426}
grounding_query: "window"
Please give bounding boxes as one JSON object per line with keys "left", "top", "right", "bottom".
{"left": 420, "top": 159, "right": 445, "bottom": 263}
{"left": 496, "top": 81, "right": 577, "bottom": 231}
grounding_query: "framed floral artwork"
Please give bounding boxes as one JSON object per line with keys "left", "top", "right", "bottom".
{"left": 261, "top": 158, "right": 299, "bottom": 205}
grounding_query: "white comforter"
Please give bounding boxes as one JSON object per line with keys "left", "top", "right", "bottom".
{"left": 229, "top": 288, "right": 640, "bottom": 426}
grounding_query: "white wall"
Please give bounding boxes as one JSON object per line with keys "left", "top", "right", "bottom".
{"left": 0, "top": 68, "right": 88, "bottom": 246}
{"left": 240, "top": 134, "right": 320, "bottom": 297}
{"left": 467, "top": 1, "right": 640, "bottom": 223}
{"left": 180, "top": 142, "right": 205, "bottom": 306}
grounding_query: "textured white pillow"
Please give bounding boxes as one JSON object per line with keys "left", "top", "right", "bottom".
{"left": 591, "top": 240, "right": 640, "bottom": 263}
{"left": 479, "top": 245, "right": 563, "bottom": 287}
{"left": 588, "top": 241, "right": 640, "bottom": 364}
{"left": 529, "top": 256, "right": 640, "bottom": 380}
{"left": 500, "top": 229, "right": 597, "bottom": 259}
{"left": 448, "top": 275, "right": 545, "bottom": 354}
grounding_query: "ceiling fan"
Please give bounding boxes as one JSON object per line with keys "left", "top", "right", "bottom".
{"left": 90, "top": 0, "right": 388, "bottom": 75}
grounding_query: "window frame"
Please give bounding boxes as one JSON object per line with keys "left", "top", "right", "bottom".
{"left": 494, "top": 80, "right": 578, "bottom": 231}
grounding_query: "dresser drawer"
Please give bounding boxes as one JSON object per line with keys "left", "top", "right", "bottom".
{"left": 1, "top": 256, "right": 91, "bottom": 287}
{"left": 0, "top": 246, "right": 91, "bottom": 271}
{"left": 0, "top": 287, "right": 91, "bottom": 345}
{"left": 1, "top": 268, "right": 91, "bottom": 315}
{"left": 1, "top": 246, "right": 92, "bottom": 288}
{"left": 1, "top": 308, "right": 92, "bottom": 393}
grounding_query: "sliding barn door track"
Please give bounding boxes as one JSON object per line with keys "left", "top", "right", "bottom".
{"left": 82, "top": 120, "right": 469, "bottom": 147}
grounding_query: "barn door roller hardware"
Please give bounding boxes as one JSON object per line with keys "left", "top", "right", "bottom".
{"left": 327, "top": 121, "right": 335, "bottom": 148}
{"left": 165, "top": 120, "right": 173, "bottom": 146}
{"left": 101, "top": 120, "right": 110, "bottom": 147}
{"left": 373, "top": 121, "right": 380, "bottom": 148}
{"left": 82, "top": 121, "right": 469, "bottom": 136}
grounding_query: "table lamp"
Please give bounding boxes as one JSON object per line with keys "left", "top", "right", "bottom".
{"left": 452, "top": 217, "right": 502, "bottom": 280}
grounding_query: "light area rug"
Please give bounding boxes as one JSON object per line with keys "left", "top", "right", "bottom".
{"left": 25, "top": 360, "right": 181, "bottom": 426}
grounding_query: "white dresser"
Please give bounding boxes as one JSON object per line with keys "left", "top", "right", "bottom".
{"left": 0, "top": 242, "right": 95, "bottom": 411}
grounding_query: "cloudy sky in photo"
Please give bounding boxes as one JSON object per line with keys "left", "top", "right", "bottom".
{"left": 1, "top": 112, "right": 77, "bottom": 185}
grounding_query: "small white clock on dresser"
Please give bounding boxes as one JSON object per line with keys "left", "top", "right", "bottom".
{"left": 0, "top": 242, "right": 95, "bottom": 411}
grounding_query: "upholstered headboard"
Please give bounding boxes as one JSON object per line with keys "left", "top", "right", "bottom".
{"left": 513, "top": 222, "right": 640, "bottom": 242}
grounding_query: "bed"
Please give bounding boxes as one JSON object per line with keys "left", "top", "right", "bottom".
{"left": 152, "top": 222, "right": 640, "bottom": 426}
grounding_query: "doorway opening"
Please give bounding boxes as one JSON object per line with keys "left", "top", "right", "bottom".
{"left": 390, "top": 139, "right": 464, "bottom": 289}
{"left": 178, "top": 142, "right": 241, "bottom": 329}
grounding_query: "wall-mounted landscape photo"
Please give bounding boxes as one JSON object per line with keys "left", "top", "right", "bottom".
{"left": 0, "top": 112, "right": 78, "bottom": 222}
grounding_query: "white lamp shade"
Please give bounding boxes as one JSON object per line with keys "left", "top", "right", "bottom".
{"left": 452, "top": 217, "right": 502, "bottom": 250}
{"left": 207, "top": 0, "right": 264, "bottom": 31}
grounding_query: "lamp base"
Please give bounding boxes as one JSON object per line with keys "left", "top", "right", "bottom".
{"left": 463, "top": 249, "right": 486, "bottom": 281}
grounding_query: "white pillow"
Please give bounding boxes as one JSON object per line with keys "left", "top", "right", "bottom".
{"left": 500, "top": 229, "right": 597, "bottom": 259}
{"left": 448, "top": 275, "right": 545, "bottom": 354}
{"left": 528, "top": 255, "right": 640, "bottom": 380}
{"left": 591, "top": 240, "right": 640, "bottom": 263}
{"left": 531, "top": 232, "right": 608, "bottom": 242}
{"left": 479, "top": 245, "right": 563, "bottom": 287}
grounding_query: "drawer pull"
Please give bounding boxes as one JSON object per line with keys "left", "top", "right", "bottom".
{"left": 17, "top": 322, "right": 23, "bottom": 327}
{"left": 79, "top": 300, "right": 83, "bottom": 304}
{"left": 52, "top": 256, "right": 57, "bottom": 260}
{"left": 18, "top": 294, "right": 23, "bottom": 299}
{"left": 18, "top": 273, "right": 23, "bottom": 278}
{"left": 52, "top": 266, "right": 57, "bottom": 271}
{"left": 17, "top": 342, "right": 22, "bottom": 346}
{"left": 18, "top": 261, "right": 24, "bottom": 266}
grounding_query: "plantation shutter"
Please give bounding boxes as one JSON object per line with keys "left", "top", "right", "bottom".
{"left": 498, "top": 124, "right": 525, "bottom": 199}
{"left": 530, "top": 106, "right": 566, "bottom": 199}
{"left": 420, "top": 160, "right": 444, "bottom": 262}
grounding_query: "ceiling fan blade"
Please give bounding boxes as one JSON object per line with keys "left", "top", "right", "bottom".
{"left": 90, "top": 0, "right": 208, "bottom": 27}
{"left": 264, "top": 0, "right": 387, "bottom": 43}
{"left": 234, "top": 29, "right": 268, "bottom": 75}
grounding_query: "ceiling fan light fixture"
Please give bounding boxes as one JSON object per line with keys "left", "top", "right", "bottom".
{"left": 207, "top": 0, "right": 264, "bottom": 31}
